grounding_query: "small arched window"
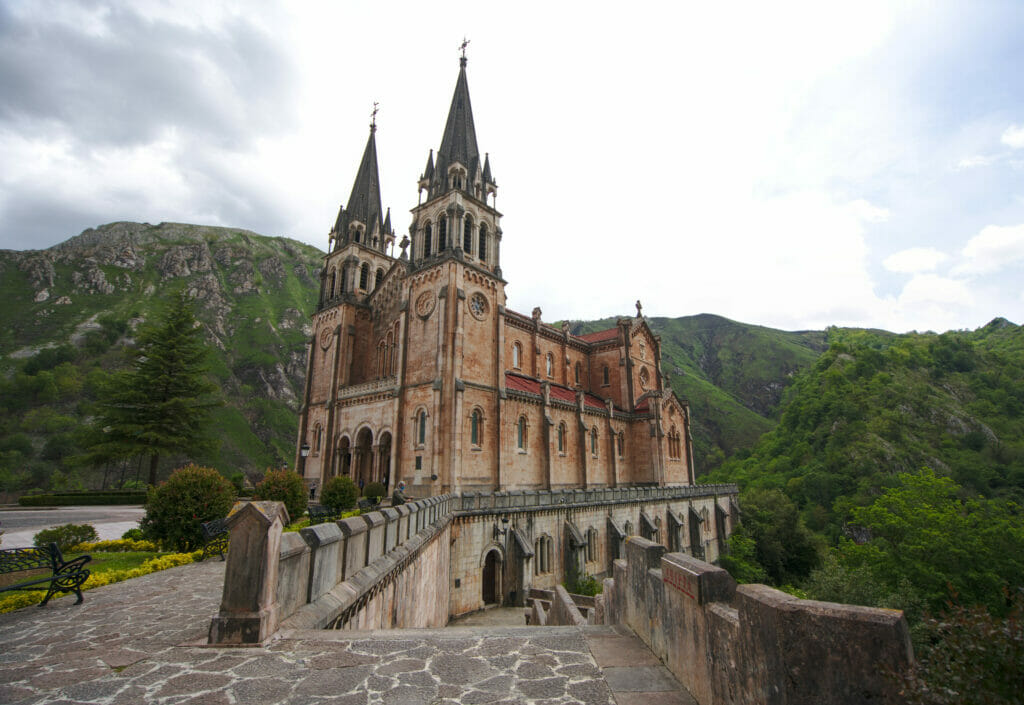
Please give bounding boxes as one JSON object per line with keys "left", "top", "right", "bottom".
{"left": 574, "top": 362, "right": 581, "bottom": 385}
{"left": 471, "top": 409, "right": 483, "bottom": 446}
{"left": 517, "top": 416, "right": 527, "bottom": 450}
{"left": 463, "top": 215, "right": 473, "bottom": 253}
{"left": 359, "top": 262, "right": 369, "bottom": 290}
{"left": 591, "top": 427, "right": 598, "bottom": 456}
{"left": 340, "top": 268, "right": 348, "bottom": 294}
{"left": 328, "top": 269, "right": 337, "bottom": 299}
{"left": 424, "top": 223, "right": 432, "bottom": 256}
{"left": 416, "top": 410, "right": 427, "bottom": 446}
{"left": 352, "top": 227, "right": 361, "bottom": 243}
{"left": 586, "top": 528, "right": 597, "bottom": 562}
{"left": 557, "top": 423, "right": 566, "bottom": 453}
{"left": 545, "top": 353, "right": 553, "bottom": 378}
{"left": 375, "top": 268, "right": 384, "bottom": 289}
{"left": 512, "top": 342, "right": 522, "bottom": 369}
{"left": 313, "top": 423, "right": 323, "bottom": 453}
{"left": 478, "top": 223, "right": 487, "bottom": 261}
{"left": 617, "top": 431, "right": 625, "bottom": 457}
{"left": 602, "top": 365, "right": 610, "bottom": 386}
{"left": 438, "top": 216, "right": 447, "bottom": 250}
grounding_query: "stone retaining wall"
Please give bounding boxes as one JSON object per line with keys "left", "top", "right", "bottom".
{"left": 602, "top": 537, "right": 914, "bottom": 705}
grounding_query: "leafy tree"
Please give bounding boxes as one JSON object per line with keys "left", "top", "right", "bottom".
{"left": 253, "top": 468, "right": 306, "bottom": 523}
{"left": 717, "top": 527, "right": 768, "bottom": 583}
{"left": 140, "top": 464, "right": 236, "bottom": 551}
{"left": 737, "top": 488, "right": 821, "bottom": 585}
{"left": 363, "top": 481, "right": 386, "bottom": 502}
{"left": 827, "top": 469, "right": 1024, "bottom": 618}
{"left": 320, "top": 476, "right": 358, "bottom": 513}
{"left": 33, "top": 523, "right": 98, "bottom": 552}
{"left": 81, "top": 289, "right": 221, "bottom": 485}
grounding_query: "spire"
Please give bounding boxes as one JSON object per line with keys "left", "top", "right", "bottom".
{"left": 437, "top": 57, "right": 480, "bottom": 170}
{"left": 422, "top": 149, "right": 435, "bottom": 180}
{"left": 482, "top": 153, "right": 492, "bottom": 184}
{"left": 345, "top": 126, "right": 384, "bottom": 233}
{"left": 383, "top": 207, "right": 392, "bottom": 234}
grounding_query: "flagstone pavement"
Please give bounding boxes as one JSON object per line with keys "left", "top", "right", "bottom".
{"left": 0, "top": 560, "right": 696, "bottom": 705}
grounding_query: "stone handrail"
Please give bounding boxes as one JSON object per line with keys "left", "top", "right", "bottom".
{"left": 209, "top": 494, "right": 454, "bottom": 645}
{"left": 456, "top": 484, "right": 738, "bottom": 512}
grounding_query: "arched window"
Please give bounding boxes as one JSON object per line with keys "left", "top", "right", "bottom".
{"left": 557, "top": 423, "right": 566, "bottom": 453}
{"left": 602, "top": 365, "right": 610, "bottom": 386}
{"left": 340, "top": 268, "right": 348, "bottom": 294}
{"left": 463, "top": 215, "right": 473, "bottom": 253}
{"left": 574, "top": 362, "right": 581, "bottom": 385}
{"left": 639, "top": 366, "right": 650, "bottom": 390}
{"left": 586, "top": 528, "right": 597, "bottom": 562}
{"left": 385, "top": 332, "right": 394, "bottom": 376}
{"left": 313, "top": 423, "right": 323, "bottom": 453}
{"left": 416, "top": 410, "right": 427, "bottom": 446}
{"left": 478, "top": 223, "right": 487, "bottom": 261}
{"left": 424, "top": 223, "right": 432, "bottom": 256}
{"left": 359, "top": 262, "right": 369, "bottom": 290}
{"left": 438, "top": 216, "right": 447, "bottom": 250}
{"left": 471, "top": 408, "right": 483, "bottom": 446}
{"left": 375, "top": 268, "right": 384, "bottom": 289}
{"left": 328, "top": 269, "right": 337, "bottom": 299}
{"left": 377, "top": 341, "right": 385, "bottom": 377}
{"left": 625, "top": 521, "right": 634, "bottom": 537}
{"left": 352, "top": 227, "right": 361, "bottom": 243}
{"left": 517, "top": 416, "right": 527, "bottom": 450}
{"left": 617, "top": 431, "right": 625, "bottom": 457}
{"left": 545, "top": 353, "right": 553, "bottom": 377}
{"left": 512, "top": 342, "right": 522, "bottom": 369}
{"left": 591, "top": 427, "right": 598, "bottom": 456}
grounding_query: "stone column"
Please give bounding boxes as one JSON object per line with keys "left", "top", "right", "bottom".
{"left": 208, "top": 501, "right": 290, "bottom": 645}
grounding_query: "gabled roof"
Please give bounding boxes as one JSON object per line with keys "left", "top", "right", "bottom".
{"left": 504, "top": 372, "right": 617, "bottom": 412}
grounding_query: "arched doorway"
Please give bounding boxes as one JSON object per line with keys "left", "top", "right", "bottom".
{"left": 377, "top": 432, "right": 392, "bottom": 490}
{"left": 482, "top": 549, "right": 502, "bottom": 605}
{"left": 354, "top": 428, "right": 373, "bottom": 490}
{"left": 336, "top": 436, "right": 351, "bottom": 477}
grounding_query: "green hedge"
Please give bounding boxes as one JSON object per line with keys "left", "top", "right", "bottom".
{"left": 18, "top": 491, "right": 148, "bottom": 507}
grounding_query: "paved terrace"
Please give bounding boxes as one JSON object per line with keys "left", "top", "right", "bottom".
{"left": 0, "top": 561, "right": 696, "bottom": 705}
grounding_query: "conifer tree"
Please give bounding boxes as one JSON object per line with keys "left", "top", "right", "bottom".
{"left": 83, "top": 289, "right": 221, "bottom": 485}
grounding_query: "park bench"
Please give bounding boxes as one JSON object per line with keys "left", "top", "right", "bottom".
{"left": 200, "top": 518, "right": 229, "bottom": 561}
{"left": 307, "top": 505, "right": 341, "bottom": 523}
{"left": 357, "top": 498, "right": 377, "bottom": 511}
{"left": 0, "top": 543, "right": 92, "bottom": 606}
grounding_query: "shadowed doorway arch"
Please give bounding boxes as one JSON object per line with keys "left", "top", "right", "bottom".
{"left": 482, "top": 548, "right": 502, "bottom": 605}
{"left": 354, "top": 428, "right": 373, "bottom": 489}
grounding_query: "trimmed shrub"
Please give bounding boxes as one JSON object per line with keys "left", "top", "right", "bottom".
{"left": 321, "top": 476, "right": 358, "bottom": 513}
{"left": 72, "top": 539, "right": 158, "bottom": 552}
{"left": 121, "top": 528, "right": 144, "bottom": 541}
{"left": 229, "top": 472, "right": 246, "bottom": 495}
{"left": 253, "top": 468, "right": 307, "bottom": 523}
{"left": 362, "top": 481, "right": 386, "bottom": 503}
{"left": 33, "top": 524, "right": 99, "bottom": 552}
{"left": 140, "top": 465, "right": 236, "bottom": 552}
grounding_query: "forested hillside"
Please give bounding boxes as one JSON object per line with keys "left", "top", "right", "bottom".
{"left": 0, "top": 222, "right": 323, "bottom": 492}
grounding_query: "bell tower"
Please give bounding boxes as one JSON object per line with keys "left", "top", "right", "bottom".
{"left": 409, "top": 53, "right": 502, "bottom": 278}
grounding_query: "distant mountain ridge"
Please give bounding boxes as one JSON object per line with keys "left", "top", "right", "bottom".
{"left": 0, "top": 221, "right": 324, "bottom": 484}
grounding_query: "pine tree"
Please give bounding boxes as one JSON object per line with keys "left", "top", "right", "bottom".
{"left": 83, "top": 289, "right": 221, "bottom": 485}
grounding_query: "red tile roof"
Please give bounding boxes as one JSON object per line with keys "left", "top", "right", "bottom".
{"left": 504, "top": 372, "right": 620, "bottom": 412}
{"left": 505, "top": 372, "right": 541, "bottom": 395}
{"left": 634, "top": 398, "right": 650, "bottom": 412}
{"left": 577, "top": 327, "right": 619, "bottom": 343}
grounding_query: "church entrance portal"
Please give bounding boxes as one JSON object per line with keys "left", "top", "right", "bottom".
{"left": 482, "top": 549, "right": 501, "bottom": 605}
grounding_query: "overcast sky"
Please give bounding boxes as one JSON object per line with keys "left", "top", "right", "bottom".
{"left": 2, "top": 1, "right": 1023, "bottom": 333}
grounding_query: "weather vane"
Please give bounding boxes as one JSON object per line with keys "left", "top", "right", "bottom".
{"left": 460, "top": 37, "right": 470, "bottom": 60}
{"left": 370, "top": 102, "right": 379, "bottom": 130}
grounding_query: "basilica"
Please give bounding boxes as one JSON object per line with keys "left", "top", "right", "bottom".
{"left": 294, "top": 55, "right": 696, "bottom": 499}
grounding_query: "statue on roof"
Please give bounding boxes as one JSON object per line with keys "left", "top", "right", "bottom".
{"left": 636, "top": 300, "right": 643, "bottom": 318}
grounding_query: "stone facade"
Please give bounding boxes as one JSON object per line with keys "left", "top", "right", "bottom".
{"left": 295, "top": 58, "right": 695, "bottom": 502}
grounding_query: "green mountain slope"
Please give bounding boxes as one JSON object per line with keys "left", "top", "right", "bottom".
{"left": 0, "top": 222, "right": 324, "bottom": 490}
{"left": 571, "top": 314, "right": 826, "bottom": 472}
{"left": 705, "top": 320, "right": 1024, "bottom": 536}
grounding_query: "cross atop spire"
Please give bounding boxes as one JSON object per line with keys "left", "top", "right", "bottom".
{"left": 370, "top": 101, "right": 379, "bottom": 132}
{"left": 459, "top": 37, "right": 470, "bottom": 67}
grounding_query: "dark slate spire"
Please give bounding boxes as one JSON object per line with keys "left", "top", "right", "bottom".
{"left": 383, "top": 207, "right": 392, "bottom": 234}
{"left": 437, "top": 59, "right": 480, "bottom": 170}
{"left": 345, "top": 126, "right": 384, "bottom": 232}
{"left": 482, "top": 153, "right": 492, "bottom": 184}
{"left": 422, "top": 149, "right": 435, "bottom": 180}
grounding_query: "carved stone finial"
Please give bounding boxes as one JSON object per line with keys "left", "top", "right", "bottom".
{"left": 532, "top": 306, "right": 542, "bottom": 322}
{"left": 399, "top": 235, "right": 410, "bottom": 260}
{"left": 635, "top": 300, "right": 643, "bottom": 318}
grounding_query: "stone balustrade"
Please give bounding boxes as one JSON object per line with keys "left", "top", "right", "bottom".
{"left": 208, "top": 495, "right": 454, "bottom": 645}
{"left": 337, "top": 376, "right": 397, "bottom": 399}
{"left": 456, "top": 484, "right": 738, "bottom": 513}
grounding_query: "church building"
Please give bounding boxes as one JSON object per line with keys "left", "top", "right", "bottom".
{"left": 295, "top": 55, "right": 696, "bottom": 499}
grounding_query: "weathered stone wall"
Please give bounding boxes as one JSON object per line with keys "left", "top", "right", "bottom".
{"left": 603, "top": 537, "right": 914, "bottom": 705}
